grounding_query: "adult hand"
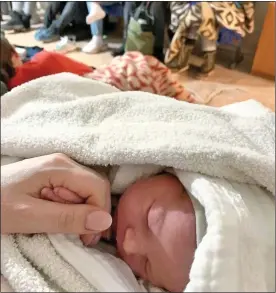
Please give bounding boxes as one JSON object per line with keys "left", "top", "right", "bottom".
{"left": 1, "top": 153, "right": 112, "bottom": 246}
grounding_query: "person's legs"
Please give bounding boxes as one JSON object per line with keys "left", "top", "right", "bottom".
{"left": 22, "top": 1, "right": 36, "bottom": 16}
{"left": 86, "top": 1, "right": 104, "bottom": 35}
{"left": 1, "top": 2, "right": 11, "bottom": 16}
{"left": 82, "top": 1, "right": 106, "bottom": 53}
{"left": 3, "top": 2, "right": 30, "bottom": 31}
{"left": 44, "top": 1, "right": 64, "bottom": 28}
{"left": 51, "top": 1, "right": 76, "bottom": 34}
{"left": 18, "top": 1, "right": 37, "bottom": 28}
{"left": 72, "top": 1, "right": 90, "bottom": 26}
{"left": 82, "top": 19, "right": 105, "bottom": 53}
{"left": 112, "top": 1, "right": 138, "bottom": 57}
{"left": 90, "top": 19, "right": 103, "bottom": 36}
{"left": 122, "top": 2, "right": 136, "bottom": 43}
{"left": 30, "top": 2, "right": 42, "bottom": 25}
{"left": 39, "top": 2, "right": 89, "bottom": 43}
{"left": 86, "top": 2, "right": 105, "bottom": 25}
{"left": 201, "top": 37, "right": 216, "bottom": 52}
{"left": 11, "top": 2, "right": 23, "bottom": 12}
{"left": 38, "top": 1, "right": 76, "bottom": 43}
{"left": 200, "top": 37, "right": 217, "bottom": 74}
{"left": 150, "top": 2, "right": 166, "bottom": 61}
{"left": 34, "top": 1, "right": 62, "bottom": 41}
{"left": 176, "top": 25, "right": 198, "bottom": 71}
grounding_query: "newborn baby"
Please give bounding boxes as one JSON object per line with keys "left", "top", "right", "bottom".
{"left": 41, "top": 173, "right": 206, "bottom": 292}
{"left": 113, "top": 174, "right": 206, "bottom": 292}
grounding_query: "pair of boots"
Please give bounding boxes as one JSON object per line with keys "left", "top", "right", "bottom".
{"left": 178, "top": 39, "right": 216, "bottom": 75}
{"left": 3, "top": 10, "right": 31, "bottom": 32}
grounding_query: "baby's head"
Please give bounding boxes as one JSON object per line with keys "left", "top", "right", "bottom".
{"left": 113, "top": 174, "right": 197, "bottom": 292}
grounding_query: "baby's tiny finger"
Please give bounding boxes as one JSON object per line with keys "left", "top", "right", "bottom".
{"left": 53, "top": 187, "right": 84, "bottom": 203}
{"left": 40, "top": 187, "right": 67, "bottom": 203}
{"left": 102, "top": 228, "right": 112, "bottom": 240}
{"left": 80, "top": 233, "right": 101, "bottom": 247}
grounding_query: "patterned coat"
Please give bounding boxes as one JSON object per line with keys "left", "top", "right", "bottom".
{"left": 166, "top": 2, "right": 254, "bottom": 66}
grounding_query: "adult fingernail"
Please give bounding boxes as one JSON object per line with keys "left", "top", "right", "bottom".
{"left": 85, "top": 211, "right": 112, "bottom": 231}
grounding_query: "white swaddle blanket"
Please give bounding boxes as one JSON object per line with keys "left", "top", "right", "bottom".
{"left": 1, "top": 73, "right": 275, "bottom": 292}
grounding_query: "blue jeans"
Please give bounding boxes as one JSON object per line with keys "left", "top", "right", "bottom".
{"left": 86, "top": 1, "right": 115, "bottom": 36}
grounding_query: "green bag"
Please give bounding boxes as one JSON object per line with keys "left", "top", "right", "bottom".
{"left": 125, "top": 2, "right": 155, "bottom": 55}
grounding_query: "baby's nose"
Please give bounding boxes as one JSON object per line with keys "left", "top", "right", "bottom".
{"left": 123, "top": 228, "right": 140, "bottom": 255}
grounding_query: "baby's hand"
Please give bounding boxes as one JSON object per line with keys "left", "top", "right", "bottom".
{"left": 41, "top": 186, "right": 85, "bottom": 204}
{"left": 40, "top": 186, "right": 109, "bottom": 246}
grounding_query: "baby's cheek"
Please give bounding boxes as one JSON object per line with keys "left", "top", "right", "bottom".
{"left": 119, "top": 253, "right": 146, "bottom": 280}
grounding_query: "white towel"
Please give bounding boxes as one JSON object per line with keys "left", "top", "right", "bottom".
{"left": 1, "top": 73, "right": 275, "bottom": 292}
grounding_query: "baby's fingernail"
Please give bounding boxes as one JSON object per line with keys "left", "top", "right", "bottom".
{"left": 102, "top": 228, "right": 112, "bottom": 240}
{"left": 85, "top": 211, "right": 112, "bottom": 231}
{"left": 89, "top": 234, "right": 101, "bottom": 246}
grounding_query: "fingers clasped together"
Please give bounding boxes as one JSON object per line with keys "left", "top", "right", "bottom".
{"left": 1, "top": 153, "right": 112, "bottom": 246}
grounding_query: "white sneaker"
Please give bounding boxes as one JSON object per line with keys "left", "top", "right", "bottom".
{"left": 55, "top": 36, "right": 77, "bottom": 54}
{"left": 86, "top": 2, "right": 106, "bottom": 25}
{"left": 82, "top": 37, "right": 107, "bottom": 54}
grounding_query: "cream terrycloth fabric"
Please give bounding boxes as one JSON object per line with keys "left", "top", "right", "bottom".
{"left": 1, "top": 73, "right": 275, "bottom": 292}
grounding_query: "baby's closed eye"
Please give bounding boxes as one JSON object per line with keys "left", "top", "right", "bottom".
{"left": 147, "top": 202, "right": 165, "bottom": 235}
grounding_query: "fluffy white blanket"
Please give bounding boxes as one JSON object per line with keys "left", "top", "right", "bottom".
{"left": 1, "top": 73, "right": 275, "bottom": 292}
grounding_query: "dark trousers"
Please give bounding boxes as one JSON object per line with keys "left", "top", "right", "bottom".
{"left": 44, "top": 1, "right": 88, "bottom": 35}
{"left": 123, "top": 1, "right": 167, "bottom": 55}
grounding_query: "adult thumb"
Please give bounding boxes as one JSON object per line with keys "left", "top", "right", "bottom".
{"left": 32, "top": 198, "right": 112, "bottom": 235}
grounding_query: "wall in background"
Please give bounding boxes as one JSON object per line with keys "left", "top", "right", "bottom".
{"left": 242, "top": 2, "right": 268, "bottom": 57}
{"left": 251, "top": 2, "right": 275, "bottom": 79}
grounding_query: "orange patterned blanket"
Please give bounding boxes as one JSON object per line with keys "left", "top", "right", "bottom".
{"left": 85, "top": 51, "right": 197, "bottom": 104}
{"left": 85, "top": 51, "right": 274, "bottom": 111}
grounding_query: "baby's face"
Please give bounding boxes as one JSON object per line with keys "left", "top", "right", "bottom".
{"left": 114, "top": 174, "right": 196, "bottom": 292}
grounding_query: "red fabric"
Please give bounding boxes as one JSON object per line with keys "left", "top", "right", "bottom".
{"left": 8, "top": 50, "right": 93, "bottom": 89}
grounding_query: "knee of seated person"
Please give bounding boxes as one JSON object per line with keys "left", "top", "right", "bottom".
{"left": 151, "top": 1, "right": 166, "bottom": 15}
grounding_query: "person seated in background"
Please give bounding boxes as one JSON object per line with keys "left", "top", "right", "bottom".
{"left": 2, "top": 1, "right": 39, "bottom": 32}
{"left": 0, "top": 36, "right": 93, "bottom": 90}
{"left": 82, "top": 1, "right": 118, "bottom": 54}
{"left": 35, "top": 1, "right": 90, "bottom": 43}
{"left": 85, "top": 2, "right": 106, "bottom": 26}
{"left": 112, "top": 2, "right": 168, "bottom": 62}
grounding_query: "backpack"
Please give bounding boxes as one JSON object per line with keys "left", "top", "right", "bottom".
{"left": 125, "top": 2, "right": 155, "bottom": 55}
